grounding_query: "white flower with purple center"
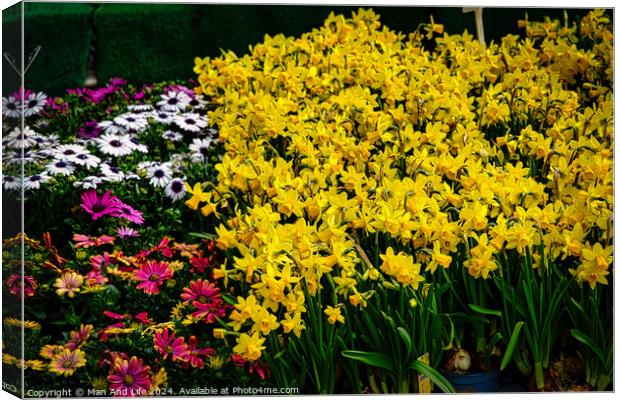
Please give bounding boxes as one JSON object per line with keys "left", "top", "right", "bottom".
{"left": 96, "top": 133, "right": 135, "bottom": 157}
{"left": 50, "top": 144, "right": 89, "bottom": 163}
{"left": 174, "top": 113, "right": 208, "bottom": 133}
{"left": 127, "top": 104, "right": 153, "bottom": 114}
{"left": 147, "top": 164, "right": 173, "bottom": 188}
{"left": 2, "top": 96, "right": 21, "bottom": 118}
{"left": 45, "top": 160, "right": 76, "bottom": 176}
{"left": 189, "top": 137, "right": 214, "bottom": 162}
{"left": 6, "top": 126, "right": 38, "bottom": 149}
{"left": 99, "top": 163, "right": 126, "bottom": 181}
{"left": 188, "top": 95, "right": 208, "bottom": 110}
{"left": 164, "top": 178, "right": 187, "bottom": 202}
{"left": 23, "top": 92, "right": 47, "bottom": 117}
{"left": 151, "top": 110, "right": 175, "bottom": 125}
{"left": 128, "top": 137, "right": 148, "bottom": 153}
{"left": 157, "top": 90, "right": 190, "bottom": 112}
{"left": 73, "top": 152, "right": 101, "bottom": 169}
{"left": 113, "top": 114, "right": 149, "bottom": 132}
{"left": 3, "top": 175, "right": 21, "bottom": 191}
{"left": 162, "top": 130, "right": 183, "bottom": 142}
{"left": 73, "top": 176, "right": 103, "bottom": 189}
{"left": 23, "top": 174, "right": 51, "bottom": 191}
{"left": 98, "top": 120, "right": 127, "bottom": 135}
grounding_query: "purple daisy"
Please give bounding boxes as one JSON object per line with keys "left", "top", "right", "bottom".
{"left": 117, "top": 226, "right": 140, "bottom": 239}
{"left": 78, "top": 120, "right": 102, "bottom": 139}
{"left": 113, "top": 202, "right": 144, "bottom": 225}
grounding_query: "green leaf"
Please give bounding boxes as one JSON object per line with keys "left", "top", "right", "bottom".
{"left": 341, "top": 350, "right": 395, "bottom": 372}
{"left": 409, "top": 360, "right": 455, "bottom": 393}
{"left": 221, "top": 293, "right": 237, "bottom": 305}
{"left": 570, "top": 329, "right": 606, "bottom": 364}
{"left": 468, "top": 303, "right": 502, "bottom": 318}
{"left": 501, "top": 321, "right": 525, "bottom": 370}
{"left": 397, "top": 327, "right": 412, "bottom": 356}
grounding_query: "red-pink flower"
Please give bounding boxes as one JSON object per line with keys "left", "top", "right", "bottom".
{"left": 191, "top": 298, "right": 227, "bottom": 324}
{"left": 190, "top": 256, "right": 210, "bottom": 273}
{"left": 73, "top": 233, "right": 115, "bottom": 248}
{"left": 6, "top": 274, "right": 37, "bottom": 298}
{"left": 134, "top": 261, "right": 174, "bottom": 294}
{"left": 185, "top": 336, "right": 215, "bottom": 369}
{"left": 180, "top": 279, "right": 220, "bottom": 305}
{"left": 153, "top": 237, "right": 174, "bottom": 257}
{"left": 231, "top": 354, "right": 246, "bottom": 368}
{"left": 81, "top": 190, "right": 122, "bottom": 220}
{"left": 153, "top": 329, "right": 189, "bottom": 362}
{"left": 249, "top": 360, "right": 271, "bottom": 380}
{"left": 107, "top": 356, "right": 152, "bottom": 396}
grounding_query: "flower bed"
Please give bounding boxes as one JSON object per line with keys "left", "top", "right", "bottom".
{"left": 2, "top": 8, "right": 614, "bottom": 395}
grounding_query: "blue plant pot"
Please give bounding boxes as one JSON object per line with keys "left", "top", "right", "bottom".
{"left": 443, "top": 370, "right": 501, "bottom": 393}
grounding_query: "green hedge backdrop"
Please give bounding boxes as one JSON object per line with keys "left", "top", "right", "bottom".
{"left": 3, "top": 3, "right": 597, "bottom": 95}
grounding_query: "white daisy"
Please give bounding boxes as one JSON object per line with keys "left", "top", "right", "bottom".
{"left": 147, "top": 164, "right": 172, "bottom": 188}
{"left": 98, "top": 120, "right": 127, "bottom": 135}
{"left": 3, "top": 175, "right": 21, "bottom": 191}
{"left": 23, "top": 92, "right": 47, "bottom": 117}
{"left": 73, "top": 176, "right": 103, "bottom": 189}
{"left": 157, "top": 91, "right": 190, "bottom": 112}
{"left": 174, "top": 113, "right": 208, "bottom": 133}
{"left": 45, "top": 160, "right": 76, "bottom": 176}
{"left": 7, "top": 126, "right": 38, "bottom": 149}
{"left": 150, "top": 110, "right": 175, "bottom": 125}
{"left": 189, "top": 137, "right": 214, "bottom": 162}
{"left": 165, "top": 178, "right": 187, "bottom": 201}
{"left": 23, "top": 174, "right": 51, "bottom": 191}
{"left": 2, "top": 96, "right": 22, "bottom": 118}
{"left": 188, "top": 95, "right": 208, "bottom": 110}
{"left": 99, "top": 163, "right": 126, "bottom": 181}
{"left": 50, "top": 144, "right": 89, "bottom": 162}
{"left": 73, "top": 152, "right": 101, "bottom": 169}
{"left": 128, "top": 104, "right": 153, "bottom": 114}
{"left": 5, "top": 149, "right": 37, "bottom": 164}
{"left": 113, "top": 114, "right": 149, "bottom": 132}
{"left": 96, "top": 133, "right": 134, "bottom": 157}
{"left": 162, "top": 130, "right": 183, "bottom": 142}
{"left": 128, "top": 137, "right": 148, "bottom": 153}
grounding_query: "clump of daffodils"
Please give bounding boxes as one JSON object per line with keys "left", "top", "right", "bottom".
{"left": 190, "top": 9, "right": 613, "bottom": 361}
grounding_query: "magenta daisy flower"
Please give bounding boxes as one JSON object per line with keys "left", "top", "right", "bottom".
{"left": 107, "top": 356, "right": 152, "bottom": 396}
{"left": 180, "top": 279, "right": 220, "bottom": 305}
{"left": 113, "top": 202, "right": 144, "bottom": 225}
{"left": 81, "top": 190, "right": 122, "bottom": 220}
{"left": 153, "top": 328, "right": 190, "bottom": 362}
{"left": 192, "top": 298, "right": 227, "bottom": 324}
{"left": 134, "top": 261, "right": 173, "bottom": 295}
{"left": 6, "top": 274, "right": 38, "bottom": 298}
{"left": 117, "top": 226, "right": 140, "bottom": 239}
{"left": 185, "top": 336, "right": 215, "bottom": 369}
{"left": 78, "top": 120, "right": 102, "bottom": 139}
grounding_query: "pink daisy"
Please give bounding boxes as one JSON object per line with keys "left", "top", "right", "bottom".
{"left": 180, "top": 279, "right": 220, "bottom": 305}
{"left": 81, "top": 190, "right": 122, "bottom": 220}
{"left": 134, "top": 260, "right": 174, "bottom": 294}
{"left": 185, "top": 336, "right": 215, "bottom": 369}
{"left": 153, "top": 328, "right": 189, "bottom": 362}
{"left": 107, "top": 356, "right": 152, "bottom": 396}
{"left": 191, "top": 298, "right": 227, "bottom": 324}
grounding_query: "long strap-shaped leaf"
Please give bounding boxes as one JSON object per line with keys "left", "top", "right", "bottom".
{"left": 409, "top": 360, "right": 456, "bottom": 393}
